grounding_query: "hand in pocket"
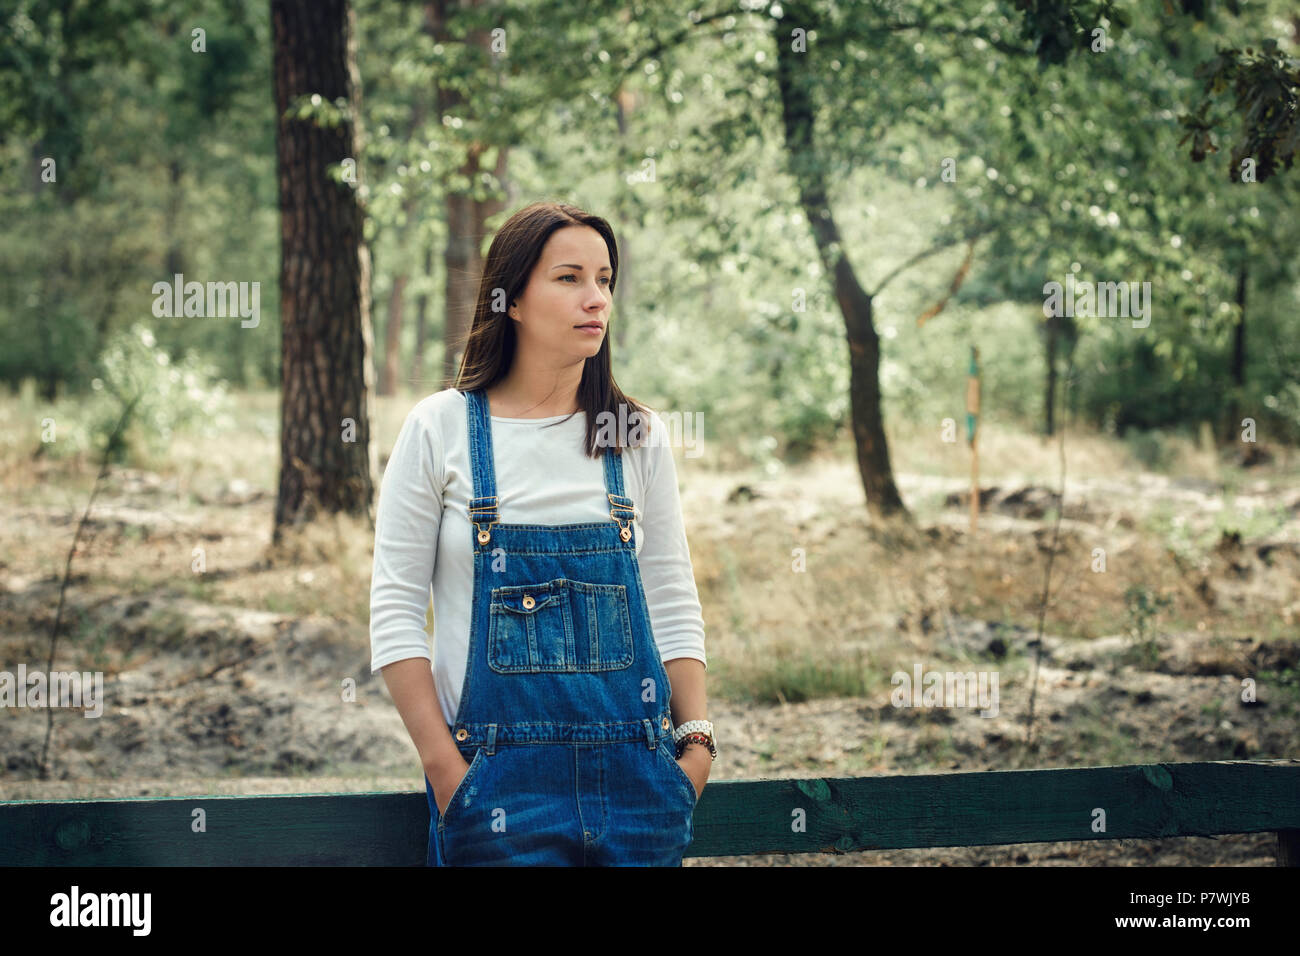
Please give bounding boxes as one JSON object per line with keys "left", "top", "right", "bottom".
{"left": 428, "top": 751, "right": 472, "bottom": 817}
{"left": 676, "top": 747, "right": 710, "bottom": 800}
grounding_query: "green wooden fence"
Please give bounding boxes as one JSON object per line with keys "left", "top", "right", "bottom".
{"left": 3, "top": 759, "right": 1298, "bottom": 865}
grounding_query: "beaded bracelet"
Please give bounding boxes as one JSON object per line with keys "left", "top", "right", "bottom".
{"left": 673, "top": 718, "right": 714, "bottom": 745}
{"left": 676, "top": 731, "right": 716, "bottom": 761}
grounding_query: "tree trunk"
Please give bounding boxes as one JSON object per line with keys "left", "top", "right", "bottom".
{"left": 377, "top": 94, "right": 429, "bottom": 397}
{"left": 428, "top": 0, "right": 508, "bottom": 390}
{"left": 411, "top": 240, "right": 433, "bottom": 386}
{"left": 380, "top": 272, "right": 407, "bottom": 395}
{"left": 612, "top": 84, "right": 634, "bottom": 352}
{"left": 1226, "top": 262, "right": 1247, "bottom": 443}
{"left": 441, "top": 191, "right": 476, "bottom": 387}
{"left": 31, "top": 139, "right": 61, "bottom": 401}
{"left": 164, "top": 158, "right": 184, "bottom": 279}
{"left": 475, "top": 141, "right": 509, "bottom": 278}
{"left": 271, "top": 0, "right": 376, "bottom": 543}
{"left": 1043, "top": 311, "right": 1059, "bottom": 437}
{"left": 773, "top": 3, "right": 910, "bottom": 523}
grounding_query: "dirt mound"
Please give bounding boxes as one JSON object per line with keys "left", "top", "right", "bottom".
{"left": 1, "top": 582, "right": 409, "bottom": 780}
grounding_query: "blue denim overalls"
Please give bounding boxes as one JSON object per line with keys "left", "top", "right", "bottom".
{"left": 423, "top": 388, "right": 697, "bottom": 866}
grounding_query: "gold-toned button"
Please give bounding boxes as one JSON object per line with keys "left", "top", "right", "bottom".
{"left": 620, "top": 527, "right": 632, "bottom": 542}
{"left": 522, "top": 594, "right": 535, "bottom": 609}
{"left": 477, "top": 529, "right": 490, "bottom": 544}
{"left": 661, "top": 717, "right": 671, "bottom": 730}
{"left": 455, "top": 729, "right": 468, "bottom": 741}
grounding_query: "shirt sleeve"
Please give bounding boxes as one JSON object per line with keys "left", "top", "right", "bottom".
{"left": 636, "top": 412, "right": 707, "bottom": 669}
{"left": 369, "top": 404, "right": 442, "bottom": 674}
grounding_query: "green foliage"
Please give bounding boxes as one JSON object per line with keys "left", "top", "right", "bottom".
{"left": 88, "top": 325, "right": 232, "bottom": 464}
{"left": 1255, "top": 667, "right": 1300, "bottom": 708}
{"left": 1121, "top": 428, "right": 1180, "bottom": 472}
{"left": 0, "top": 0, "right": 278, "bottom": 398}
{"left": 284, "top": 93, "right": 352, "bottom": 128}
{"left": 1010, "top": 0, "right": 1131, "bottom": 67}
{"left": 1120, "top": 585, "right": 1173, "bottom": 670}
{"left": 2, "top": 0, "right": 1299, "bottom": 465}
{"left": 1213, "top": 498, "right": 1291, "bottom": 542}
{"left": 1180, "top": 39, "right": 1300, "bottom": 182}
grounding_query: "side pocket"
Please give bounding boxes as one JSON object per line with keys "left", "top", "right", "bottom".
{"left": 437, "top": 747, "right": 487, "bottom": 830}
{"left": 658, "top": 741, "right": 699, "bottom": 806}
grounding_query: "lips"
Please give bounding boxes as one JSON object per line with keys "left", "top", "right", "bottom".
{"left": 574, "top": 321, "right": 605, "bottom": 330}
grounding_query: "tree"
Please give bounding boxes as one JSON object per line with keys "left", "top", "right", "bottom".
{"left": 0, "top": 0, "right": 273, "bottom": 397}
{"left": 917, "top": 0, "right": 1300, "bottom": 442}
{"left": 270, "top": 0, "right": 377, "bottom": 542}
{"left": 426, "top": 0, "right": 511, "bottom": 390}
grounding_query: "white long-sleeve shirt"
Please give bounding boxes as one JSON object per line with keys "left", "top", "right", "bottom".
{"left": 369, "top": 387, "right": 707, "bottom": 726}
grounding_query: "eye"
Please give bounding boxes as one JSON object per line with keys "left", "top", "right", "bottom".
{"left": 560, "top": 274, "right": 611, "bottom": 285}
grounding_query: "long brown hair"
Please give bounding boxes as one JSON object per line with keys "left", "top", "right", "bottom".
{"left": 450, "top": 200, "right": 652, "bottom": 457}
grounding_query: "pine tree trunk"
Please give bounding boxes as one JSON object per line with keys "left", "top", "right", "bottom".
{"left": 442, "top": 191, "right": 475, "bottom": 387}
{"left": 1226, "top": 263, "right": 1247, "bottom": 443}
{"left": 613, "top": 85, "right": 634, "bottom": 352}
{"left": 411, "top": 241, "right": 433, "bottom": 386}
{"left": 428, "top": 0, "right": 507, "bottom": 389}
{"left": 270, "top": 0, "right": 376, "bottom": 542}
{"left": 164, "top": 159, "right": 184, "bottom": 279}
{"left": 380, "top": 273, "right": 407, "bottom": 395}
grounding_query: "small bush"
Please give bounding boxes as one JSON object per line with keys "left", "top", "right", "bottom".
{"left": 88, "top": 324, "right": 232, "bottom": 464}
{"left": 1122, "top": 428, "right": 1177, "bottom": 472}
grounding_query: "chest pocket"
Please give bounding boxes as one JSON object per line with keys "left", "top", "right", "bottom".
{"left": 487, "top": 578, "right": 635, "bottom": 674}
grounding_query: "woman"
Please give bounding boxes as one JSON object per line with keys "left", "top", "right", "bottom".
{"left": 369, "top": 200, "right": 714, "bottom": 866}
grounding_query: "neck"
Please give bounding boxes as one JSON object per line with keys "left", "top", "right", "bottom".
{"left": 486, "top": 365, "right": 585, "bottom": 419}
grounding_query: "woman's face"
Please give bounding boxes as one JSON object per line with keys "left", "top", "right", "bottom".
{"left": 511, "top": 225, "right": 612, "bottom": 361}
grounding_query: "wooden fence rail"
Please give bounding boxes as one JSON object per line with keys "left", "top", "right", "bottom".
{"left": 2, "top": 759, "right": 1297, "bottom": 865}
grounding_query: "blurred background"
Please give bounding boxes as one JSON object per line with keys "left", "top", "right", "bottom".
{"left": 1, "top": 0, "right": 1297, "bottom": 865}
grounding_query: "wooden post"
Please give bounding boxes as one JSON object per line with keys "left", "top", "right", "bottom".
{"left": 967, "top": 345, "right": 980, "bottom": 533}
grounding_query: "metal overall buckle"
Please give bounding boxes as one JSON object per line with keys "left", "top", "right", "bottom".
{"left": 469, "top": 495, "right": 498, "bottom": 545}
{"left": 608, "top": 492, "right": 635, "bottom": 543}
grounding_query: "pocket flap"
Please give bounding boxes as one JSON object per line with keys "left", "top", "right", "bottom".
{"left": 490, "top": 579, "right": 565, "bottom": 614}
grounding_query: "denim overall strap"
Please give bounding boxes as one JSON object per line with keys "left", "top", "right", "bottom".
{"left": 465, "top": 388, "right": 638, "bottom": 548}
{"left": 465, "top": 388, "right": 499, "bottom": 545}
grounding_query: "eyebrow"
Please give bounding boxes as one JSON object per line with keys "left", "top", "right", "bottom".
{"left": 550, "top": 264, "right": 612, "bottom": 272}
